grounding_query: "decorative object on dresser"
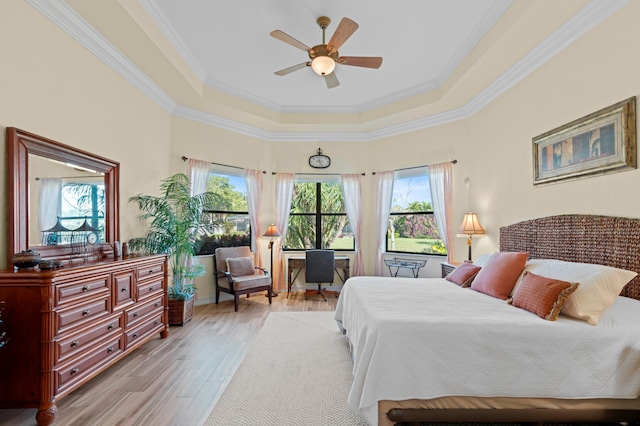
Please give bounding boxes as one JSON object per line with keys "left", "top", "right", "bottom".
{"left": 457, "top": 212, "right": 485, "bottom": 261}
{"left": 128, "top": 173, "right": 221, "bottom": 325}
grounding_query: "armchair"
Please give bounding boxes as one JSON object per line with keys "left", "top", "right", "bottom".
{"left": 214, "top": 246, "right": 272, "bottom": 312}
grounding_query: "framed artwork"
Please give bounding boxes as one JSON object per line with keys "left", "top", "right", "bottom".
{"left": 532, "top": 97, "right": 636, "bottom": 185}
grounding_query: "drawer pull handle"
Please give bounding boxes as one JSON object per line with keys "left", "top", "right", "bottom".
{"left": 82, "top": 310, "right": 90, "bottom": 316}
{"left": 107, "top": 323, "right": 114, "bottom": 330}
{"left": 70, "top": 340, "right": 79, "bottom": 348}
{"left": 132, "top": 332, "right": 138, "bottom": 339}
{"left": 148, "top": 286, "right": 154, "bottom": 291}
{"left": 133, "top": 312, "right": 138, "bottom": 317}
{"left": 154, "top": 320, "right": 159, "bottom": 326}
{"left": 154, "top": 302, "right": 160, "bottom": 307}
{"left": 107, "top": 347, "right": 114, "bottom": 353}
{"left": 82, "top": 285, "right": 90, "bottom": 292}
{"left": 121, "top": 287, "right": 127, "bottom": 293}
{"left": 70, "top": 368, "right": 79, "bottom": 376}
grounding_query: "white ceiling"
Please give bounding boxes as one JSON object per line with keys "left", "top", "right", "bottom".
{"left": 142, "top": 0, "right": 512, "bottom": 113}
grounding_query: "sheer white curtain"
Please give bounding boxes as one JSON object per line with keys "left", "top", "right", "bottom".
{"left": 244, "top": 169, "right": 264, "bottom": 267}
{"left": 341, "top": 174, "right": 363, "bottom": 276}
{"left": 374, "top": 171, "right": 394, "bottom": 276}
{"left": 187, "top": 159, "right": 210, "bottom": 196}
{"left": 274, "top": 173, "right": 295, "bottom": 293}
{"left": 428, "top": 162, "right": 455, "bottom": 263}
{"left": 38, "top": 178, "right": 62, "bottom": 242}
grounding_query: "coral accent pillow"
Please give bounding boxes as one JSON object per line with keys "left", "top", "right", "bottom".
{"left": 445, "top": 262, "right": 481, "bottom": 287}
{"left": 511, "top": 271, "right": 579, "bottom": 320}
{"left": 471, "top": 251, "right": 528, "bottom": 299}
{"left": 226, "top": 257, "right": 255, "bottom": 277}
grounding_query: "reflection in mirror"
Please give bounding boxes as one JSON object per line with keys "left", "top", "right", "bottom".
{"left": 29, "top": 154, "right": 106, "bottom": 247}
{"left": 7, "top": 127, "right": 120, "bottom": 264}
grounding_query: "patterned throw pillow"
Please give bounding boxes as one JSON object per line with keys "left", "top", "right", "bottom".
{"left": 511, "top": 271, "right": 579, "bottom": 321}
{"left": 445, "top": 262, "right": 481, "bottom": 287}
{"left": 226, "top": 257, "right": 255, "bottom": 277}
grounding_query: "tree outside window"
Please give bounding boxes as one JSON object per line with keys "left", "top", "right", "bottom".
{"left": 386, "top": 171, "right": 446, "bottom": 255}
{"left": 285, "top": 181, "right": 354, "bottom": 251}
{"left": 196, "top": 169, "right": 251, "bottom": 254}
{"left": 57, "top": 182, "right": 105, "bottom": 243}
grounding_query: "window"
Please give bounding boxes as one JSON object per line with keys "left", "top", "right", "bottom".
{"left": 285, "top": 177, "right": 354, "bottom": 251}
{"left": 56, "top": 181, "right": 105, "bottom": 244}
{"left": 198, "top": 166, "right": 250, "bottom": 254}
{"left": 386, "top": 168, "right": 446, "bottom": 255}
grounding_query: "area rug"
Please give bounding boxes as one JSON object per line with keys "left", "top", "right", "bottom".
{"left": 204, "top": 311, "right": 367, "bottom": 426}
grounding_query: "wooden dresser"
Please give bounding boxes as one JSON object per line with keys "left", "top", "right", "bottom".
{"left": 0, "top": 254, "right": 169, "bottom": 426}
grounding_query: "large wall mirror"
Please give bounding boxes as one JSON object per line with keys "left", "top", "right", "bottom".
{"left": 6, "top": 128, "right": 120, "bottom": 264}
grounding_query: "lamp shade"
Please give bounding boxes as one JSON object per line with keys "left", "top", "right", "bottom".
{"left": 458, "top": 212, "right": 485, "bottom": 236}
{"left": 311, "top": 56, "right": 336, "bottom": 76}
{"left": 263, "top": 224, "right": 281, "bottom": 238}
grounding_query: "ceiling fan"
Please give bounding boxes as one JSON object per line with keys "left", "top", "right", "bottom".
{"left": 270, "top": 16, "right": 383, "bottom": 89}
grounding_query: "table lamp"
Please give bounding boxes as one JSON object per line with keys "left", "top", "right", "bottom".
{"left": 458, "top": 212, "right": 485, "bottom": 261}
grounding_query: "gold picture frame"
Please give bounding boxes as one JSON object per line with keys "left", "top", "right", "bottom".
{"left": 533, "top": 97, "right": 636, "bottom": 185}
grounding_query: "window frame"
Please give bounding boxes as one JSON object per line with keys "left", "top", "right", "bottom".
{"left": 285, "top": 180, "right": 354, "bottom": 251}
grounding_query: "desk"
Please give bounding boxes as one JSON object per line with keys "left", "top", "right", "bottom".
{"left": 287, "top": 256, "right": 350, "bottom": 296}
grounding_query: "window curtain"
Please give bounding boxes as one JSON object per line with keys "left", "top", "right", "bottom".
{"left": 341, "top": 174, "right": 363, "bottom": 276}
{"left": 244, "top": 169, "right": 264, "bottom": 268}
{"left": 187, "top": 159, "right": 210, "bottom": 196}
{"left": 428, "top": 162, "right": 455, "bottom": 263}
{"left": 38, "top": 178, "right": 62, "bottom": 243}
{"left": 374, "top": 171, "right": 394, "bottom": 276}
{"left": 274, "top": 173, "right": 295, "bottom": 292}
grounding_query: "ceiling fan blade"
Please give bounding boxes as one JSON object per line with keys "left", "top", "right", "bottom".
{"left": 270, "top": 30, "right": 310, "bottom": 51}
{"left": 327, "top": 17, "right": 358, "bottom": 51}
{"left": 338, "top": 56, "right": 383, "bottom": 69}
{"left": 324, "top": 72, "right": 340, "bottom": 89}
{"left": 274, "top": 62, "right": 310, "bottom": 76}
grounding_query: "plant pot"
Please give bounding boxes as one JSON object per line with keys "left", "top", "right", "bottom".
{"left": 168, "top": 296, "right": 194, "bottom": 326}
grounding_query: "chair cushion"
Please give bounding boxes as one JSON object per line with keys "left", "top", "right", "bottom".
{"left": 226, "top": 257, "right": 255, "bottom": 277}
{"left": 232, "top": 274, "right": 271, "bottom": 291}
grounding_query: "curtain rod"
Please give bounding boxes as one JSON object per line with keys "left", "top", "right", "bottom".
{"left": 270, "top": 172, "right": 366, "bottom": 176}
{"left": 371, "top": 159, "right": 457, "bottom": 175}
{"left": 181, "top": 156, "right": 266, "bottom": 174}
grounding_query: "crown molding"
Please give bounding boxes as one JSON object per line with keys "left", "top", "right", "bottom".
{"left": 27, "top": 0, "right": 628, "bottom": 142}
{"left": 26, "top": 0, "right": 177, "bottom": 113}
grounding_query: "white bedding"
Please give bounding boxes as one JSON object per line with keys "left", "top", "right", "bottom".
{"left": 334, "top": 276, "right": 640, "bottom": 426}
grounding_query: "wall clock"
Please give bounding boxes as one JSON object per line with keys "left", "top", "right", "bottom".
{"left": 309, "top": 148, "right": 331, "bottom": 169}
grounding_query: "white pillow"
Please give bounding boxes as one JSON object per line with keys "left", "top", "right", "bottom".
{"left": 472, "top": 253, "right": 494, "bottom": 268}
{"left": 515, "top": 259, "right": 637, "bottom": 325}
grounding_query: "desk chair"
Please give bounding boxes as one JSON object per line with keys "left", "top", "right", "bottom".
{"left": 214, "top": 246, "right": 272, "bottom": 311}
{"left": 304, "top": 249, "right": 337, "bottom": 301}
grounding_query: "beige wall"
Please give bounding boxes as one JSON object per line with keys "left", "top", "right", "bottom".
{"left": 1, "top": 1, "right": 639, "bottom": 280}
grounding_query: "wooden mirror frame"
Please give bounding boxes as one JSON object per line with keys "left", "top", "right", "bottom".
{"left": 6, "top": 127, "right": 120, "bottom": 264}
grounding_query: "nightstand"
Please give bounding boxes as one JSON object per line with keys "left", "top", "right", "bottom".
{"left": 440, "top": 261, "right": 458, "bottom": 278}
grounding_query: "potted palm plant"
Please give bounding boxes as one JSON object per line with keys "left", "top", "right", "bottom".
{"left": 129, "top": 173, "right": 219, "bottom": 325}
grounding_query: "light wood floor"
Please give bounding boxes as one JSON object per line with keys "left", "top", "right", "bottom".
{"left": 0, "top": 291, "right": 338, "bottom": 426}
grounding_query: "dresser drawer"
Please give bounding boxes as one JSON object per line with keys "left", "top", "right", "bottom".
{"left": 56, "top": 274, "right": 110, "bottom": 306}
{"left": 57, "top": 295, "right": 111, "bottom": 333}
{"left": 136, "top": 276, "right": 164, "bottom": 301}
{"left": 137, "top": 262, "right": 165, "bottom": 282}
{"left": 56, "top": 313, "right": 122, "bottom": 364}
{"left": 125, "top": 312, "right": 164, "bottom": 349}
{"left": 124, "top": 295, "right": 164, "bottom": 329}
{"left": 56, "top": 336, "right": 123, "bottom": 394}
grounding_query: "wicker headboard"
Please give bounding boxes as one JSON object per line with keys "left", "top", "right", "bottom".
{"left": 499, "top": 214, "right": 640, "bottom": 300}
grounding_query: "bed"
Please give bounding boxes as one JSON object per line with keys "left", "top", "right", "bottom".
{"left": 335, "top": 214, "right": 640, "bottom": 426}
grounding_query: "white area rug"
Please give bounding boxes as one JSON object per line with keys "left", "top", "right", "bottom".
{"left": 204, "top": 311, "right": 367, "bottom": 426}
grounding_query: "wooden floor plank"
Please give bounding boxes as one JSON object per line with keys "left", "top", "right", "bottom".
{"left": 0, "top": 292, "right": 338, "bottom": 426}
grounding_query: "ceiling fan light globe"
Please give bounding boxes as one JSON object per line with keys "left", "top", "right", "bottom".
{"left": 311, "top": 55, "right": 335, "bottom": 76}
